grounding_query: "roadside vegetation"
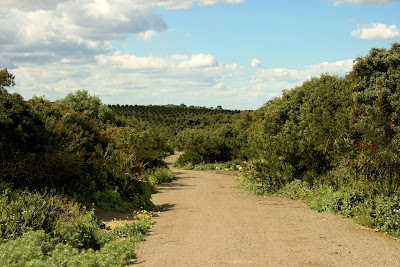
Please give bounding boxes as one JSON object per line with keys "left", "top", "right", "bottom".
{"left": 0, "top": 70, "right": 171, "bottom": 265}
{"left": 170, "top": 43, "right": 400, "bottom": 238}
{"left": 240, "top": 43, "right": 400, "bottom": 237}
{"left": 1, "top": 42, "right": 400, "bottom": 264}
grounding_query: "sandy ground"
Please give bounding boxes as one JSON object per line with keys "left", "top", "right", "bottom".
{"left": 134, "top": 154, "right": 400, "bottom": 266}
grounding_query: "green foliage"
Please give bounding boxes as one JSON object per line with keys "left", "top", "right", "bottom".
{"left": 58, "top": 90, "right": 115, "bottom": 127}
{"left": 240, "top": 157, "right": 294, "bottom": 195}
{"left": 55, "top": 217, "right": 112, "bottom": 250}
{"left": 105, "top": 126, "right": 170, "bottom": 171}
{"left": 278, "top": 179, "right": 310, "bottom": 200}
{"left": 109, "top": 104, "right": 240, "bottom": 134}
{"left": 0, "top": 69, "right": 15, "bottom": 90}
{"left": 175, "top": 128, "right": 232, "bottom": 165}
{"left": 113, "top": 210, "right": 154, "bottom": 242}
{"left": 247, "top": 74, "right": 350, "bottom": 183}
{"left": 0, "top": 88, "right": 47, "bottom": 164}
{"left": 103, "top": 126, "right": 167, "bottom": 209}
{"left": 0, "top": 187, "right": 120, "bottom": 251}
{"left": 175, "top": 150, "right": 204, "bottom": 166}
{"left": 232, "top": 43, "right": 400, "bottom": 238}
{"left": 242, "top": 43, "right": 400, "bottom": 193}
{"left": 0, "top": 71, "right": 170, "bottom": 264}
{"left": 1, "top": 91, "right": 108, "bottom": 198}
{"left": 0, "top": 231, "right": 54, "bottom": 266}
{"left": 0, "top": 231, "right": 136, "bottom": 267}
{"left": 1, "top": 85, "right": 169, "bottom": 209}
{"left": 369, "top": 195, "right": 400, "bottom": 235}
{"left": 0, "top": 187, "right": 145, "bottom": 266}
{"left": 347, "top": 43, "right": 400, "bottom": 189}
{"left": 109, "top": 104, "right": 244, "bottom": 158}
{"left": 95, "top": 190, "right": 132, "bottom": 212}
{"left": 145, "top": 167, "right": 175, "bottom": 186}
{"left": 278, "top": 181, "right": 400, "bottom": 237}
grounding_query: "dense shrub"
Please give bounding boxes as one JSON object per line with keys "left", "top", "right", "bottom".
{"left": 0, "top": 86, "right": 171, "bottom": 208}
{"left": 1, "top": 91, "right": 107, "bottom": 199}
{"left": 175, "top": 150, "right": 204, "bottom": 166}
{"left": 175, "top": 129, "right": 232, "bottom": 165}
{"left": 0, "top": 187, "right": 156, "bottom": 266}
{"left": 234, "top": 43, "right": 400, "bottom": 238}
{"left": 240, "top": 158, "right": 294, "bottom": 195}
{"left": 241, "top": 44, "right": 400, "bottom": 191}
{"left": 95, "top": 189, "right": 132, "bottom": 212}
{"left": 0, "top": 188, "right": 102, "bottom": 245}
{"left": 0, "top": 231, "right": 136, "bottom": 267}
{"left": 57, "top": 90, "right": 116, "bottom": 127}
{"left": 145, "top": 167, "right": 175, "bottom": 186}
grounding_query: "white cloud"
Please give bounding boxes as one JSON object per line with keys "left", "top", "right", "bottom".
{"left": 0, "top": 0, "right": 249, "bottom": 109}
{"left": 8, "top": 53, "right": 356, "bottom": 110}
{"left": 251, "top": 58, "right": 262, "bottom": 68}
{"left": 137, "top": 30, "right": 158, "bottom": 44}
{"left": 251, "top": 59, "right": 354, "bottom": 93}
{"left": 10, "top": 51, "right": 237, "bottom": 104}
{"left": 0, "top": 0, "right": 244, "bottom": 11}
{"left": 179, "top": 53, "right": 220, "bottom": 68}
{"left": 351, "top": 23, "right": 400, "bottom": 39}
{"left": 140, "top": 0, "right": 245, "bottom": 9}
{"left": 0, "top": 0, "right": 69, "bottom": 11}
{"left": 0, "top": 0, "right": 167, "bottom": 65}
{"left": 0, "top": 0, "right": 244, "bottom": 66}
{"left": 331, "top": 0, "right": 399, "bottom": 5}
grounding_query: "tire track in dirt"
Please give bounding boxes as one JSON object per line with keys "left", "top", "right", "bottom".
{"left": 134, "top": 154, "right": 400, "bottom": 266}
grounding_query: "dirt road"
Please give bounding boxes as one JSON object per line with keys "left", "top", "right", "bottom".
{"left": 135, "top": 154, "right": 400, "bottom": 266}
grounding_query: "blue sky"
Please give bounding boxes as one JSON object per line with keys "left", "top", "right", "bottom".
{"left": 1, "top": 0, "right": 400, "bottom": 110}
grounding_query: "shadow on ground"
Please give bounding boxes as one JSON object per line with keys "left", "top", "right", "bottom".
{"left": 154, "top": 203, "right": 175, "bottom": 212}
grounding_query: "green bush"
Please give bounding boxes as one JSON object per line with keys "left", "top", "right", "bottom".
{"left": 371, "top": 195, "right": 400, "bottom": 235}
{"left": 146, "top": 167, "right": 175, "bottom": 185}
{"left": 0, "top": 188, "right": 96, "bottom": 242}
{"left": 113, "top": 211, "right": 154, "bottom": 242}
{"left": 240, "top": 158, "right": 294, "bottom": 195}
{"left": 95, "top": 190, "right": 132, "bottom": 212}
{"left": 279, "top": 179, "right": 311, "bottom": 200}
{"left": 175, "top": 150, "right": 204, "bottom": 166}
{"left": 329, "top": 187, "right": 370, "bottom": 217}
{"left": 175, "top": 128, "right": 232, "bottom": 164}
{"left": 55, "top": 217, "right": 114, "bottom": 250}
{"left": 305, "top": 186, "right": 335, "bottom": 212}
{"left": 0, "top": 231, "right": 136, "bottom": 267}
{"left": 129, "top": 181, "right": 154, "bottom": 210}
{"left": 0, "top": 231, "right": 54, "bottom": 266}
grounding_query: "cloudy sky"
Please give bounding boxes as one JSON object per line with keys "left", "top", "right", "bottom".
{"left": 1, "top": 0, "right": 400, "bottom": 110}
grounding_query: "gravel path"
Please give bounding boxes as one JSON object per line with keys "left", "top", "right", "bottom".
{"left": 134, "top": 154, "right": 400, "bottom": 266}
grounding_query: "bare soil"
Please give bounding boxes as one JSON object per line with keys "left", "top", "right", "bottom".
{"left": 134, "top": 154, "right": 400, "bottom": 266}
{"left": 94, "top": 207, "right": 141, "bottom": 229}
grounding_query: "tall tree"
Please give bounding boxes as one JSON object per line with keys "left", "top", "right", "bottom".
{"left": 0, "top": 69, "right": 15, "bottom": 91}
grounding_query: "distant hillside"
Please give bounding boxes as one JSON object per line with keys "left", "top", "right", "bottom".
{"left": 108, "top": 104, "right": 242, "bottom": 135}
